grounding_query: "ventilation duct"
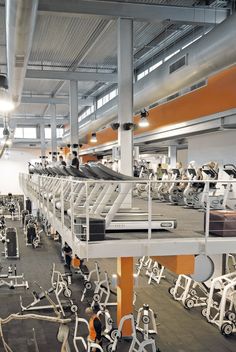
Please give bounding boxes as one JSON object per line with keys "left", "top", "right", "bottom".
{"left": 6, "top": 0, "right": 39, "bottom": 104}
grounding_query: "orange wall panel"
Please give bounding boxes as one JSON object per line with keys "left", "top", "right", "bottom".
{"left": 151, "top": 255, "right": 195, "bottom": 275}
{"left": 81, "top": 66, "right": 236, "bottom": 154}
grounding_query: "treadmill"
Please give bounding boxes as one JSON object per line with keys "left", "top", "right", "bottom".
{"left": 66, "top": 166, "right": 89, "bottom": 178}
{"left": 89, "top": 163, "right": 177, "bottom": 231}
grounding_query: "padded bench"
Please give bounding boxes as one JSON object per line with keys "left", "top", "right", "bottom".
{"left": 209, "top": 210, "right": 236, "bottom": 237}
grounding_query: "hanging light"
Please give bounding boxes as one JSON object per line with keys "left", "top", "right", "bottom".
{"left": 0, "top": 75, "right": 15, "bottom": 112}
{"left": 139, "top": 109, "right": 150, "bottom": 128}
{"left": 90, "top": 132, "right": 97, "bottom": 143}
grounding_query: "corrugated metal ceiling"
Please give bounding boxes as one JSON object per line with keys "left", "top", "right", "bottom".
{"left": 13, "top": 103, "right": 48, "bottom": 117}
{"left": 23, "top": 79, "right": 61, "bottom": 95}
{"left": 29, "top": 14, "right": 109, "bottom": 68}
{"left": 1, "top": 0, "right": 230, "bottom": 123}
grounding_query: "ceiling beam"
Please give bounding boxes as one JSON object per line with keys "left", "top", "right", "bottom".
{"left": 21, "top": 96, "right": 94, "bottom": 106}
{"left": 26, "top": 69, "right": 117, "bottom": 83}
{"left": 38, "top": 0, "right": 229, "bottom": 25}
{"left": 8, "top": 116, "right": 69, "bottom": 125}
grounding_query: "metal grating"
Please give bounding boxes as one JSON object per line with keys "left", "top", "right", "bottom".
{"left": 13, "top": 103, "right": 48, "bottom": 116}
{"left": 30, "top": 14, "right": 109, "bottom": 68}
{"left": 23, "top": 79, "right": 61, "bottom": 95}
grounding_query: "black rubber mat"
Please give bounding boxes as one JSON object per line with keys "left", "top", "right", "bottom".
{"left": 0, "top": 219, "right": 236, "bottom": 351}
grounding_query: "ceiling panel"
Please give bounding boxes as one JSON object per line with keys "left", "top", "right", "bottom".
{"left": 29, "top": 14, "right": 109, "bottom": 68}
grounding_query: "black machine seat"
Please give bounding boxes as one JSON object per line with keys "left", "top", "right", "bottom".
{"left": 33, "top": 287, "right": 54, "bottom": 300}
{"left": 172, "top": 168, "right": 180, "bottom": 177}
{"left": 202, "top": 165, "right": 218, "bottom": 179}
{"left": 161, "top": 168, "right": 168, "bottom": 175}
{"left": 223, "top": 164, "right": 236, "bottom": 178}
{"left": 188, "top": 168, "right": 196, "bottom": 177}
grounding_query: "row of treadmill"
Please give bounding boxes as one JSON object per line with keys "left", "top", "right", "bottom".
{"left": 29, "top": 162, "right": 177, "bottom": 241}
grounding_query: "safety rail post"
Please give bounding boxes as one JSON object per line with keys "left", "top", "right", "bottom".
{"left": 70, "top": 180, "right": 75, "bottom": 246}
{"left": 52, "top": 179, "right": 56, "bottom": 230}
{"left": 205, "top": 181, "right": 210, "bottom": 254}
{"left": 61, "top": 179, "right": 65, "bottom": 231}
{"left": 148, "top": 180, "right": 152, "bottom": 240}
{"left": 85, "top": 181, "right": 89, "bottom": 260}
{"left": 46, "top": 178, "right": 50, "bottom": 222}
{"left": 38, "top": 176, "right": 41, "bottom": 211}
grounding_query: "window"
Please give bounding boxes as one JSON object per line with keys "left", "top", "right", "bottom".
{"left": 14, "top": 127, "right": 36, "bottom": 139}
{"left": 44, "top": 128, "right": 51, "bottom": 139}
{"left": 102, "top": 94, "right": 109, "bottom": 105}
{"left": 182, "top": 35, "right": 202, "bottom": 50}
{"left": 23, "top": 128, "right": 36, "bottom": 139}
{"left": 57, "top": 128, "right": 64, "bottom": 138}
{"left": 97, "top": 98, "right": 103, "bottom": 109}
{"left": 109, "top": 89, "right": 117, "bottom": 100}
{"left": 14, "top": 128, "right": 24, "bottom": 138}
{"left": 149, "top": 60, "right": 163, "bottom": 72}
{"left": 44, "top": 128, "right": 64, "bottom": 139}
{"left": 164, "top": 49, "right": 180, "bottom": 62}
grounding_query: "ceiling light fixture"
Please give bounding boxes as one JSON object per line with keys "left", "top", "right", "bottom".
{"left": 139, "top": 109, "right": 150, "bottom": 128}
{"left": 90, "top": 132, "right": 97, "bottom": 143}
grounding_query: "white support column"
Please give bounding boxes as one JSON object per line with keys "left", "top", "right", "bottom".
{"left": 117, "top": 18, "right": 133, "bottom": 176}
{"left": 40, "top": 122, "right": 46, "bottom": 159}
{"left": 168, "top": 145, "right": 177, "bottom": 168}
{"left": 69, "top": 80, "right": 79, "bottom": 153}
{"left": 51, "top": 104, "right": 57, "bottom": 160}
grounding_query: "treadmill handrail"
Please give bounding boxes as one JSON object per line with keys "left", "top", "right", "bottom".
{"left": 93, "top": 162, "right": 138, "bottom": 180}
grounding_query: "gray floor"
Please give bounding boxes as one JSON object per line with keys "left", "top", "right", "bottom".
{"left": 56, "top": 197, "right": 206, "bottom": 241}
{"left": 0, "top": 217, "right": 235, "bottom": 351}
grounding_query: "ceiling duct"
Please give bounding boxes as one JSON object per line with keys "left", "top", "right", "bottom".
{"left": 77, "top": 12, "right": 236, "bottom": 142}
{"left": 6, "top": 0, "right": 39, "bottom": 105}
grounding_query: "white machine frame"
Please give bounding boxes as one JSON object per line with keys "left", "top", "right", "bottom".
{"left": 203, "top": 271, "right": 236, "bottom": 335}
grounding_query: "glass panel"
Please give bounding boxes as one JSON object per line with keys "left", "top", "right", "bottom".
{"left": 23, "top": 127, "right": 36, "bottom": 139}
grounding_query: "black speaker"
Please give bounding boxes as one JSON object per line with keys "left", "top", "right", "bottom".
{"left": 111, "top": 123, "right": 120, "bottom": 130}
{"left": 123, "top": 123, "right": 134, "bottom": 130}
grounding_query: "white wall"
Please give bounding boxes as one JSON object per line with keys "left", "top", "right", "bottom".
{"left": 177, "top": 148, "right": 188, "bottom": 168}
{"left": 0, "top": 148, "right": 40, "bottom": 194}
{"left": 188, "top": 131, "right": 236, "bottom": 167}
{"left": 188, "top": 130, "right": 236, "bottom": 209}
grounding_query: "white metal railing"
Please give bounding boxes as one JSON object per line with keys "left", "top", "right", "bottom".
{"left": 19, "top": 173, "right": 236, "bottom": 259}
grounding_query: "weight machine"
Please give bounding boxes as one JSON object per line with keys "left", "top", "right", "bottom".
{"left": 169, "top": 275, "right": 208, "bottom": 310}
{"left": 136, "top": 256, "right": 152, "bottom": 277}
{"left": 136, "top": 304, "right": 158, "bottom": 340}
{"left": 20, "top": 269, "right": 77, "bottom": 316}
{"left": 145, "top": 261, "right": 165, "bottom": 285}
{"left": 203, "top": 272, "right": 236, "bottom": 336}
{"left": 81, "top": 261, "right": 101, "bottom": 302}
{"left": 91, "top": 271, "right": 117, "bottom": 308}
{"left": 106, "top": 314, "right": 159, "bottom": 352}
{"left": 0, "top": 264, "right": 29, "bottom": 290}
{"left": 1, "top": 227, "right": 19, "bottom": 258}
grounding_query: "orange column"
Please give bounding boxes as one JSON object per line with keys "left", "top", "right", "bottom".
{"left": 151, "top": 255, "right": 195, "bottom": 275}
{"left": 117, "top": 257, "right": 133, "bottom": 337}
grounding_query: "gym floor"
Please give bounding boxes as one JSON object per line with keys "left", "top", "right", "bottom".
{"left": 0, "top": 213, "right": 235, "bottom": 351}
